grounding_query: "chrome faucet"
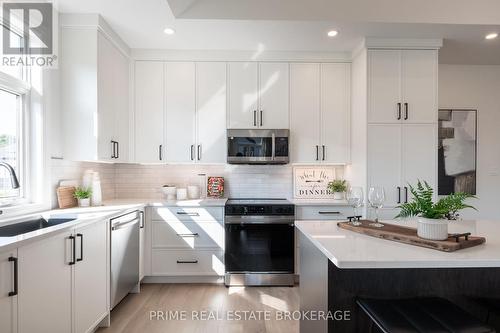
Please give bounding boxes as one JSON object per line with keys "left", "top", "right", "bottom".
{"left": 0, "top": 162, "right": 20, "bottom": 189}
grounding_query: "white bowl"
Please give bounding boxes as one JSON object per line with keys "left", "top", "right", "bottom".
{"left": 162, "top": 186, "right": 176, "bottom": 200}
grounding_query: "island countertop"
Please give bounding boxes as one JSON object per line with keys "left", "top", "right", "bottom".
{"left": 296, "top": 219, "right": 500, "bottom": 269}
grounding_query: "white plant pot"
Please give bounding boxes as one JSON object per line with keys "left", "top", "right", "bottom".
{"left": 333, "top": 192, "right": 345, "bottom": 200}
{"left": 417, "top": 217, "right": 449, "bottom": 240}
{"left": 78, "top": 198, "right": 90, "bottom": 207}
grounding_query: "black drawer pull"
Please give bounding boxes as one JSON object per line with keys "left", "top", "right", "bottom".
{"left": 176, "top": 260, "right": 198, "bottom": 264}
{"left": 176, "top": 233, "right": 199, "bottom": 237}
{"left": 76, "top": 233, "right": 83, "bottom": 262}
{"left": 8, "top": 256, "right": 18, "bottom": 297}
{"left": 318, "top": 211, "right": 341, "bottom": 215}
{"left": 69, "top": 235, "right": 76, "bottom": 265}
{"left": 176, "top": 212, "right": 200, "bottom": 216}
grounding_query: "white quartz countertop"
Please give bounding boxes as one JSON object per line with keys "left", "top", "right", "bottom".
{"left": 102, "top": 198, "right": 228, "bottom": 207}
{"left": 296, "top": 219, "right": 500, "bottom": 269}
{"left": 291, "top": 199, "right": 350, "bottom": 206}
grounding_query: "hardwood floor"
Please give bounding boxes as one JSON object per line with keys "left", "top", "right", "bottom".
{"left": 98, "top": 284, "right": 299, "bottom": 333}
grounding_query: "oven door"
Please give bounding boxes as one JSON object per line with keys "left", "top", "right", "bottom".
{"left": 224, "top": 223, "right": 294, "bottom": 273}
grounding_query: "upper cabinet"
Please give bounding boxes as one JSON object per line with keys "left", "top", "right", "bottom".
{"left": 228, "top": 62, "right": 289, "bottom": 129}
{"left": 290, "top": 63, "right": 351, "bottom": 164}
{"left": 61, "top": 21, "right": 130, "bottom": 162}
{"left": 134, "top": 61, "right": 226, "bottom": 164}
{"left": 368, "top": 49, "right": 437, "bottom": 124}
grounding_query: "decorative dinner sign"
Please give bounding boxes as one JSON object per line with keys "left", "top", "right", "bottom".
{"left": 293, "top": 167, "right": 336, "bottom": 199}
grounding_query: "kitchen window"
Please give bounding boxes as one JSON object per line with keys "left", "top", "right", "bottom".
{"left": 0, "top": 88, "right": 24, "bottom": 204}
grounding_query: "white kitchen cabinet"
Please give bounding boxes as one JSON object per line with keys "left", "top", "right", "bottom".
{"left": 0, "top": 250, "right": 17, "bottom": 333}
{"left": 290, "top": 63, "right": 351, "bottom": 164}
{"left": 228, "top": 62, "right": 259, "bottom": 129}
{"left": 74, "top": 221, "right": 108, "bottom": 333}
{"left": 134, "top": 61, "right": 165, "bottom": 163}
{"left": 228, "top": 62, "right": 289, "bottom": 129}
{"left": 290, "top": 63, "right": 321, "bottom": 163}
{"left": 368, "top": 49, "right": 437, "bottom": 124}
{"left": 61, "top": 27, "right": 130, "bottom": 162}
{"left": 165, "top": 62, "right": 196, "bottom": 163}
{"left": 18, "top": 231, "right": 73, "bottom": 333}
{"left": 195, "top": 62, "right": 227, "bottom": 163}
{"left": 258, "top": 62, "right": 289, "bottom": 129}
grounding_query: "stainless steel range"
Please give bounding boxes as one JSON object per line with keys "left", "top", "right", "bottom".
{"left": 224, "top": 198, "right": 295, "bottom": 286}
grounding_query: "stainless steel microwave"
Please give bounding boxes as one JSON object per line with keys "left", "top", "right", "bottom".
{"left": 227, "top": 129, "right": 289, "bottom": 164}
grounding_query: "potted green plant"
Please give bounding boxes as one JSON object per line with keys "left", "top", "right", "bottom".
{"left": 74, "top": 187, "right": 92, "bottom": 207}
{"left": 328, "top": 179, "right": 348, "bottom": 200}
{"left": 396, "top": 181, "right": 476, "bottom": 240}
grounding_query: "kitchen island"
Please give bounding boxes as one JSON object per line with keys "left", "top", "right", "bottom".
{"left": 296, "top": 219, "right": 500, "bottom": 332}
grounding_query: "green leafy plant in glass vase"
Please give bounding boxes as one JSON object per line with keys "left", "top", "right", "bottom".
{"left": 396, "top": 180, "right": 476, "bottom": 240}
{"left": 328, "top": 179, "right": 348, "bottom": 200}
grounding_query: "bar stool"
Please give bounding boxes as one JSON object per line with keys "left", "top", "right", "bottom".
{"left": 356, "top": 297, "right": 496, "bottom": 333}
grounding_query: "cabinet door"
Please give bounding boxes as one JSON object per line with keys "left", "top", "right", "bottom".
{"left": 165, "top": 62, "right": 196, "bottom": 163}
{"left": 258, "top": 62, "right": 289, "bottom": 129}
{"left": 196, "top": 62, "right": 227, "bottom": 163}
{"left": 113, "top": 47, "right": 130, "bottom": 162}
{"left": 321, "top": 63, "right": 350, "bottom": 163}
{"left": 134, "top": 61, "right": 164, "bottom": 163}
{"left": 368, "top": 124, "right": 402, "bottom": 208}
{"left": 18, "top": 232, "right": 72, "bottom": 333}
{"left": 290, "top": 63, "right": 321, "bottom": 163}
{"left": 74, "top": 221, "right": 108, "bottom": 333}
{"left": 97, "top": 33, "right": 116, "bottom": 161}
{"left": 0, "top": 250, "right": 17, "bottom": 333}
{"left": 401, "top": 50, "right": 438, "bottom": 123}
{"left": 368, "top": 50, "right": 402, "bottom": 123}
{"left": 228, "top": 62, "right": 259, "bottom": 129}
{"left": 402, "top": 124, "right": 437, "bottom": 200}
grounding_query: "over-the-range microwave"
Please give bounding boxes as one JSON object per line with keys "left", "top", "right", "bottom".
{"left": 227, "top": 129, "right": 289, "bottom": 164}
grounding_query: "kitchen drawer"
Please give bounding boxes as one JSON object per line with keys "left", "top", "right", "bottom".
{"left": 152, "top": 221, "right": 224, "bottom": 249}
{"left": 295, "top": 205, "right": 352, "bottom": 220}
{"left": 152, "top": 249, "right": 224, "bottom": 276}
{"left": 151, "top": 207, "right": 224, "bottom": 222}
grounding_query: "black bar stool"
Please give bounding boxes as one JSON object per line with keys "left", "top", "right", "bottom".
{"left": 357, "top": 297, "right": 496, "bottom": 333}
{"left": 472, "top": 298, "right": 500, "bottom": 331}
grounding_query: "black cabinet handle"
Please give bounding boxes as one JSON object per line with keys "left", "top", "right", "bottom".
{"left": 176, "top": 260, "right": 198, "bottom": 264}
{"left": 111, "top": 140, "right": 116, "bottom": 159}
{"left": 8, "top": 256, "right": 18, "bottom": 297}
{"left": 115, "top": 141, "right": 119, "bottom": 159}
{"left": 176, "top": 233, "right": 199, "bottom": 237}
{"left": 253, "top": 110, "right": 257, "bottom": 126}
{"left": 316, "top": 145, "right": 319, "bottom": 161}
{"left": 139, "top": 211, "right": 145, "bottom": 229}
{"left": 260, "top": 110, "right": 263, "bottom": 126}
{"left": 318, "top": 211, "right": 341, "bottom": 215}
{"left": 397, "top": 103, "right": 402, "bottom": 120}
{"left": 404, "top": 186, "right": 408, "bottom": 203}
{"left": 190, "top": 145, "right": 194, "bottom": 161}
{"left": 76, "top": 233, "right": 83, "bottom": 262}
{"left": 197, "top": 145, "right": 201, "bottom": 161}
{"left": 397, "top": 186, "right": 401, "bottom": 204}
{"left": 69, "top": 235, "right": 76, "bottom": 265}
{"left": 176, "top": 212, "right": 200, "bottom": 216}
{"left": 404, "top": 103, "right": 409, "bottom": 120}
{"left": 322, "top": 145, "right": 326, "bottom": 161}
{"left": 159, "top": 145, "right": 163, "bottom": 161}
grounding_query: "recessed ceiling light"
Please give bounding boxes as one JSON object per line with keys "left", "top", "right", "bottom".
{"left": 164, "top": 28, "right": 176, "bottom": 35}
{"left": 327, "top": 30, "right": 338, "bottom": 37}
{"left": 485, "top": 33, "right": 498, "bottom": 40}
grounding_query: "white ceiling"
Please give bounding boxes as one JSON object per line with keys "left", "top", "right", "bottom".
{"left": 54, "top": 0, "right": 500, "bottom": 65}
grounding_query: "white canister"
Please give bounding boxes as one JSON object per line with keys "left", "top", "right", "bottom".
{"left": 176, "top": 188, "right": 188, "bottom": 201}
{"left": 91, "top": 172, "right": 102, "bottom": 206}
{"left": 187, "top": 185, "right": 200, "bottom": 199}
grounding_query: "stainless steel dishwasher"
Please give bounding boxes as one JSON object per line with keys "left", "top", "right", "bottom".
{"left": 110, "top": 210, "right": 140, "bottom": 309}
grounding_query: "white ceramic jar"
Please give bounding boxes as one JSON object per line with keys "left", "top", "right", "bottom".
{"left": 176, "top": 188, "right": 188, "bottom": 201}
{"left": 417, "top": 217, "right": 449, "bottom": 240}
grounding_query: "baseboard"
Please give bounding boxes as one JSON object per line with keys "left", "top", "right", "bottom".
{"left": 142, "top": 276, "right": 225, "bottom": 284}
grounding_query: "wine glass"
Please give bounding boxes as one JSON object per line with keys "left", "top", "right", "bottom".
{"left": 368, "top": 187, "right": 385, "bottom": 227}
{"left": 347, "top": 187, "right": 364, "bottom": 226}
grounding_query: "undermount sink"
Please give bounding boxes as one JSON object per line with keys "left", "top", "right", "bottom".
{"left": 0, "top": 216, "right": 77, "bottom": 237}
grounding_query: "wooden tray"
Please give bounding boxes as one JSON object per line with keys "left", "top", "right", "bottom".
{"left": 337, "top": 220, "right": 486, "bottom": 252}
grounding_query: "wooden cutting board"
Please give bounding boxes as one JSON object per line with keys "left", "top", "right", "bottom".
{"left": 337, "top": 220, "right": 486, "bottom": 252}
{"left": 56, "top": 186, "right": 78, "bottom": 209}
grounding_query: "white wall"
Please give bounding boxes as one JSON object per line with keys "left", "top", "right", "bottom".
{"left": 439, "top": 64, "right": 500, "bottom": 219}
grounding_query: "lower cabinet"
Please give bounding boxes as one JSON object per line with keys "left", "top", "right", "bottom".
{"left": 0, "top": 249, "right": 18, "bottom": 333}
{"left": 17, "top": 220, "right": 109, "bottom": 333}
